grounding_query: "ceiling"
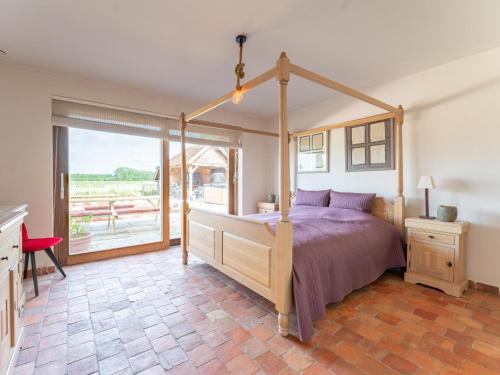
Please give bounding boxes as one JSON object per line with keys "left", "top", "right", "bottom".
{"left": 2, "top": 0, "right": 500, "bottom": 118}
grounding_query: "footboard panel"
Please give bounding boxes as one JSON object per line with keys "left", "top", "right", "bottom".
{"left": 223, "top": 232, "right": 271, "bottom": 288}
{"left": 187, "top": 208, "right": 276, "bottom": 300}
{"left": 188, "top": 221, "right": 215, "bottom": 259}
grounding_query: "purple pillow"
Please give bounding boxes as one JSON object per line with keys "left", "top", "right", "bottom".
{"left": 329, "top": 191, "right": 376, "bottom": 212}
{"left": 295, "top": 188, "right": 330, "bottom": 207}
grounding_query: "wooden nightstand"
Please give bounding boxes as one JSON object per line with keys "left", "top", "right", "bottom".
{"left": 257, "top": 202, "right": 279, "bottom": 214}
{"left": 404, "top": 218, "right": 470, "bottom": 297}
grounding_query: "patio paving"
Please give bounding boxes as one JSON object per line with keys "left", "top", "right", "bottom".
{"left": 72, "top": 214, "right": 163, "bottom": 254}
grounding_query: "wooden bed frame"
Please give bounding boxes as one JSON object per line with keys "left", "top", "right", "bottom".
{"left": 180, "top": 52, "right": 405, "bottom": 336}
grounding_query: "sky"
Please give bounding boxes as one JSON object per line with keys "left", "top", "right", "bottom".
{"left": 69, "top": 128, "right": 165, "bottom": 174}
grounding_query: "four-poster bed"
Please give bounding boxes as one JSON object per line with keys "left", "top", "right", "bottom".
{"left": 179, "top": 52, "right": 405, "bottom": 339}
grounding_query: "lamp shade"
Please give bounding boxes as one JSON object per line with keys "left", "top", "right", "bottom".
{"left": 417, "top": 176, "right": 436, "bottom": 189}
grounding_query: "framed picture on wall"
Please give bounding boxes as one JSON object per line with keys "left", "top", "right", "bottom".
{"left": 345, "top": 119, "right": 394, "bottom": 171}
{"left": 297, "top": 131, "right": 329, "bottom": 173}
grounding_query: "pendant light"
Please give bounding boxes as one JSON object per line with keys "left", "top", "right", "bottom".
{"left": 232, "top": 34, "right": 247, "bottom": 104}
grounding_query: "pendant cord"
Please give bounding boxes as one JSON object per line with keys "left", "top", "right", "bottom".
{"left": 234, "top": 36, "right": 246, "bottom": 90}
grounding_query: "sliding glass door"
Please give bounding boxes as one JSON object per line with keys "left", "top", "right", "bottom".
{"left": 68, "top": 128, "right": 163, "bottom": 254}
{"left": 51, "top": 98, "right": 240, "bottom": 264}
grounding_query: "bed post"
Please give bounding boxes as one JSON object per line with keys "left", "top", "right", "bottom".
{"left": 180, "top": 112, "right": 189, "bottom": 265}
{"left": 275, "top": 52, "right": 293, "bottom": 336}
{"left": 394, "top": 105, "right": 405, "bottom": 235}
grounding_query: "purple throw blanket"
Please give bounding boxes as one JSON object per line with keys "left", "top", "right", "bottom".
{"left": 250, "top": 205, "right": 405, "bottom": 341}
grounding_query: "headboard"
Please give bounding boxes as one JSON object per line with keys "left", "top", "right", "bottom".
{"left": 370, "top": 196, "right": 405, "bottom": 236}
{"left": 372, "top": 197, "right": 394, "bottom": 223}
{"left": 289, "top": 192, "right": 404, "bottom": 236}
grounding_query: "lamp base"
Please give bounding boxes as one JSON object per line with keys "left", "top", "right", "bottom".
{"left": 419, "top": 215, "right": 436, "bottom": 220}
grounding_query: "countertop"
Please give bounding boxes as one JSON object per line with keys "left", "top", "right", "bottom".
{"left": 0, "top": 204, "right": 28, "bottom": 233}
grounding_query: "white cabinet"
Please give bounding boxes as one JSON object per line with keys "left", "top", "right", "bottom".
{"left": 0, "top": 206, "right": 26, "bottom": 374}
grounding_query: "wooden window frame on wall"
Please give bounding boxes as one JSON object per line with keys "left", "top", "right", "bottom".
{"left": 53, "top": 126, "right": 70, "bottom": 266}
{"left": 345, "top": 118, "right": 395, "bottom": 172}
{"left": 228, "top": 148, "right": 238, "bottom": 215}
{"left": 53, "top": 126, "right": 171, "bottom": 266}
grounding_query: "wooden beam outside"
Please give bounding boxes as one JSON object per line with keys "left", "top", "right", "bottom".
{"left": 186, "top": 67, "right": 277, "bottom": 121}
{"left": 188, "top": 118, "right": 278, "bottom": 138}
{"left": 290, "top": 63, "right": 400, "bottom": 114}
{"left": 290, "top": 112, "right": 396, "bottom": 138}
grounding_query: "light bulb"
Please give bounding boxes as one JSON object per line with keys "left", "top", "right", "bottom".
{"left": 232, "top": 89, "right": 243, "bottom": 104}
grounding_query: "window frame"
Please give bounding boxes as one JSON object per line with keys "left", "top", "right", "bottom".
{"left": 345, "top": 118, "right": 395, "bottom": 172}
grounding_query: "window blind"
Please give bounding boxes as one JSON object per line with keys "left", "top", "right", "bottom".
{"left": 51, "top": 99, "right": 242, "bottom": 147}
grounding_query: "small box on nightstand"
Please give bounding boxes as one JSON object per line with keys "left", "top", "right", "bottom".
{"left": 404, "top": 217, "right": 470, "bottom": 297}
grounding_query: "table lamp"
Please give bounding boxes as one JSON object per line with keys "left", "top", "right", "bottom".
{"left": 417, "top": 176, "right": 436, "bottom": 219}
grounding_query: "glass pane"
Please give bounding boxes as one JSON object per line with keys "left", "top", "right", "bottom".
{"left": 370, "top": 144, "right": 386, "bottom": 164}
{"left": 297, "top": 151, "right": 327, "bottom": 172}
{"left": 351, "top": 147, "right": 366, "bottom": 165}
{"left": 68, "top": 128, "right": 162, "bottom": 254}
{"left": 370, "top": 122, "right": 386, "bottom": 142}
{"left": 351, "top": 126, "right": 365, "bottom": 144}
{"left": 299, "top": 136, "right": 310, "bottom": 152}
{"left": 311, "top": 133, "right": 324, "bottom": 151}
{"left": 169, "top": 142, "right": 229, "bottom": 240}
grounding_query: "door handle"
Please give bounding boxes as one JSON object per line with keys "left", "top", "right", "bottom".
{"left": 61, "top": 173, "right": 65, "bottom": 199}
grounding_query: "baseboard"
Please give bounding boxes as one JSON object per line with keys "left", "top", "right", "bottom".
{"left": 468, "top": 280, "right": 499, "bottom": 296}
{"left": 24, "top": 265, "right": 55, "bottom": 279}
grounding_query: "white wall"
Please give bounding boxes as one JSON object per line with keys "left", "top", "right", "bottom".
{"left": 269, "top": 47, "right": 500, "bottom": 288}
{"left": 0, "top": 62, "right": 271, "bottom": 266}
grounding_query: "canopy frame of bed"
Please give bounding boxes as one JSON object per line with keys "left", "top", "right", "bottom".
{"left": 179, "top": 52, "right": 405, "bottom": 337}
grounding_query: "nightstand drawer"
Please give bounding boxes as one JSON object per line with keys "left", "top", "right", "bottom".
{"left": 410, "top": 241, "right": 454, "bottom": 282}
{"left": 257, "top": 202, "right": 279, "bottom": 213}
{"left": 412, "top": 230, "right": 455, "bottom": 245}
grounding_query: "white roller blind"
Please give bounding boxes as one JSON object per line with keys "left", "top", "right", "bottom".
{"left": 52, "top": 99, "right": 170, "bottom": 138}
{"left": 52, "top": 99, "right": 242, "bottom": 147}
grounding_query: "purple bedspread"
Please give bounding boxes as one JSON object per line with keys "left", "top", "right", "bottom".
{"left": 250, "top": 205, "right": 405, "bottom": 341}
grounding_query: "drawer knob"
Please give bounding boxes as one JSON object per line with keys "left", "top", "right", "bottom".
{"left": 447, "top": 261, "right": 453, "bottom": 268}
{"left": 12, "top": 245, "right": 19, "bottom": 249}
{"left": 1, "top": 256, "right": 8, "bottom": 261}
{"left": 428, "top": 235, "right": 435, "bottom": 239}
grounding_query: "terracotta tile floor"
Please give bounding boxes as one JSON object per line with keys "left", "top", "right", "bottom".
{"left": 14, "top": 247, "right": 500, "bottom": 375}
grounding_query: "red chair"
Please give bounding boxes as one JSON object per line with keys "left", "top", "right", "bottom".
{"left": 22, "top": 224, "right": 66, "bottom": 297}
